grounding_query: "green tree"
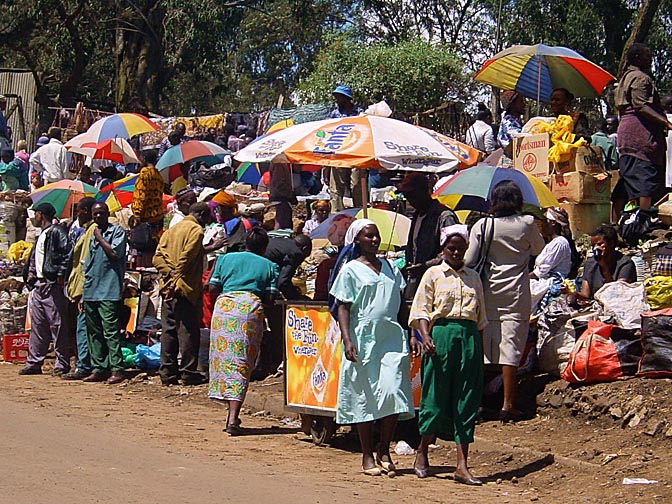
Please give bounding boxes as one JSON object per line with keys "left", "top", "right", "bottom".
{"left": 298, "top": 36, "right": 467, "bottom": 115}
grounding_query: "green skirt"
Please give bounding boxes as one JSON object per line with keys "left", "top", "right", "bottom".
{"left": 418, "top": 319, "right": 483, "bottom": 444}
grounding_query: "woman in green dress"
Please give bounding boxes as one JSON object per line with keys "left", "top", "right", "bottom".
{"left": 207, "top": 227, "right": 278, "bottom": 435}
{"left": 409, "top": 224, "right": 487, "bottom": 485}
{"left": 330, "top": 219, "right": 418, "bottom": 476}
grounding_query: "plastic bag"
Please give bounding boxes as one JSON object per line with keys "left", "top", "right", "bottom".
{"left": 561, "top": 321, "right": 623, "bottom": 384}
{"left": 594, "top": 281, "right": 649, "bottom": 330}
{"left": 133, "top": 342, "right": 161, "bottom": 370}
{"left": 644, "top": 276, "right": 672, "bottom": 310}
{"left": 639, "top": 308, "right": 672, "bottom": 377}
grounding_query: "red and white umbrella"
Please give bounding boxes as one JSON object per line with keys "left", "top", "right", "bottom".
{"left": 65, "top": 134, "right": 140, "bottom": 164}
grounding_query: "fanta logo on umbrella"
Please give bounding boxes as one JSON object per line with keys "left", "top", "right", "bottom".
{"left": 522, "top": 153, "right": 538, "bottom": 172}
{"left": 313, "top": 124, "right": 357, "bottom": 154}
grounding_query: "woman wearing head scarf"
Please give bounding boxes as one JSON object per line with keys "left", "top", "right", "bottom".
{"left": 497, "top": 90, "right": 526, "bottom": 157}
{"left": 464, "top": 181, "right": 544, "bottom": 423}
{"left": 202, "top": 190, "right": 251, "bottom": 330}
{"left": 410, "top": 224, "right": 486, "bottom": 484}
{"left": 302, "top": 200, "right": 331, "bottom": 235}
{"left": 532, "top": 207, "right": 575, "bottom": 280}
{"left": 529, "top": 207, "right": 578, "bottom": 313}
{"left": 330, "top": 219, "right": 417, "bottom": 476}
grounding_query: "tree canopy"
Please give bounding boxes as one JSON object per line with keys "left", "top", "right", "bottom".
{"left": 0, "top": 0, "right": 669, "bottom": 118}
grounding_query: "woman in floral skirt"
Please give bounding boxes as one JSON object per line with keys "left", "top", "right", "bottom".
{"left": 207, "top": 227, "right": 278, "bottom": 435}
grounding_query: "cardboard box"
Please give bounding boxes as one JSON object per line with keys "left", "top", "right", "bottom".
{"left": 560, "top": 203, "right": 611, "bottom": 238}
{"left": 549, "top": 172, "right": 611, "bottom": 204}
{"left": 2, "top": 333, "right": 29, "bottom": 362}
{"left": 513, "top": 133, "right": 550, "bottom": 179}
{"left": 552, "top": 146, "right": 606, "bottom": 175}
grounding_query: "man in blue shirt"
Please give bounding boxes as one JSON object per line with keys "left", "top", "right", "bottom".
{"left": 327, "top": 85, "right": 365, "bottom": 212}
{"left": 82, "top": 202, "right": 128, "bottom": 384}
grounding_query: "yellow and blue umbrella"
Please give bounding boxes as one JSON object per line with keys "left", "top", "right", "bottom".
{"left": 432, "top": 163, "right": 558, "bottom": 213}
{"left": 84, "top": 113, "right": 159, "bottom": 141}
{"left": 474, "top": 44, "right": 615, "bottom": 103}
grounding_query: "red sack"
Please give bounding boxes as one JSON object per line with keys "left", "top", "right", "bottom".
{"left": 561, "top": 321, "right": 624, "bottom": 384}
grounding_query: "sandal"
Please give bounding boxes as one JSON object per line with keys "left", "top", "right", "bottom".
{"left": 361, "top": 466, "right": 382, "bottom": 476}
{"left": 375, "top": 456, "right": 396, "bottom": 473}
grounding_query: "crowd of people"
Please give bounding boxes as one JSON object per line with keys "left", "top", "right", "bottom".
{"left": 2, "top": 41, "right": 671, "bottom": 483}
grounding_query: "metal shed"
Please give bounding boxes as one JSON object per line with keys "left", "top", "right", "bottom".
{"left": 0, "top": 69, "right": 39, "bottom": 150}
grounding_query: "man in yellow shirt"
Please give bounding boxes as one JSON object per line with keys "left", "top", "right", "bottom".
{"left": 153, "top": 202, "right": 211, "bottom": 386}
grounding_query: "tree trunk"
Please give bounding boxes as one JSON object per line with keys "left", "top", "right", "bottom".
{"left": 618, "top": 0, "right": 663, "bottom": 77}
{"left": 114, "top": 1, "right": 165, "bottom": 113}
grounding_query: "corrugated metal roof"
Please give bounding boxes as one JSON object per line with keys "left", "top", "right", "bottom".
{"left": 0, "top": 69, "right": 39, "bottom": 150}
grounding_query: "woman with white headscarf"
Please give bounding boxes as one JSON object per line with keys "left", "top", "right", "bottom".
{"left": 409, "top": 225, "right": 487, "bottom": 484}
{"left": 530, "top": 207, "right": 578, "bottom": 312}
{"left": 330, "top": 219, "right": 416, "bottom": 476}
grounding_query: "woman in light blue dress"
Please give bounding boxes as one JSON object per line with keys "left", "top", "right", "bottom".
{"left": 330, "top": 219, "right": 417, "bottom": 476}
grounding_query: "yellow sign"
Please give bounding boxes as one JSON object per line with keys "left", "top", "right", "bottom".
{"left": 285, "top": 305, "right": 342, "bottom": 411}
{"left": 285, "top": 304, "right": 422, "bottom": 412}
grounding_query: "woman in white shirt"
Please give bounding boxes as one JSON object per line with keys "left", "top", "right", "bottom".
{"left": 530, "top": 208, "right": 576, "bottom": 312}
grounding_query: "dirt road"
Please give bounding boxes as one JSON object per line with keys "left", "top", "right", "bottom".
{"left": 0, "top": 362, "right": 669, "bottom": 503}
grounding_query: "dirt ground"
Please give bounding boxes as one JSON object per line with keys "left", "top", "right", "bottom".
{"left": 1, "top": 359, "right": 671, "bottom": 504}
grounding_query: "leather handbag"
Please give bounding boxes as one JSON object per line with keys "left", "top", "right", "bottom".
{"left": 473, "top": 216, "right": 494, "bottom": 277}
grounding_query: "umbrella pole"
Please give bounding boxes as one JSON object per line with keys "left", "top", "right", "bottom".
{"left": 536, "top": 54, "right": 542, "bottom": 115}
{"left": 361, "top": 171, "right": 368, "bottom": 218}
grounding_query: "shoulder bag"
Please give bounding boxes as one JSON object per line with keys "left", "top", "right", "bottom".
{"left": 473, "top": 216, "right": 494, "bottom": 277}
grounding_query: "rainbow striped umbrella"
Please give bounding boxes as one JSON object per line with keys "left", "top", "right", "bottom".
{"left": 474, "top": 44, "right": 615, "bottom": 103}
{"left": 432, "top": 163, "right": 558, "bottom": 213}
{"left": 236, "top": 162, "right": 263, "bottom": 185}
{"left": 84, "top": 113, "right": 159, "bottom": 141}
{"left": 30, "top": 179, "right": 98, "bottom": 218}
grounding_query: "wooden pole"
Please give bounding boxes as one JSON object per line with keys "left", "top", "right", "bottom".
{"left": 361, "top": 170, "right": 368, "bottom": 218}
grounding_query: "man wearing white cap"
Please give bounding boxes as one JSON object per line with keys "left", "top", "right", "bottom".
{"left": 327, "top": 85, "right": 365, "bottom": 213}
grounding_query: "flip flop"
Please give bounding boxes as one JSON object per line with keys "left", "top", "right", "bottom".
{"left": 361, "top": 466, "right": 382, "bottom": 476}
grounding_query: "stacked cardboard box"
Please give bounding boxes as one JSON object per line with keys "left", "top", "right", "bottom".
{"left": 512, "top": 133, "right": 550, "bottom": 180}
{"left": 548, "top": 146, "right": 613, "bottom": 237}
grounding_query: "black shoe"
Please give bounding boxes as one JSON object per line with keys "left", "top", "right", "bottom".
{"left": 161, "top": 377, "right": 179, "bottom": 386}
{"left": 499, "top": 408, "right": 524, "bottom": 424}
{"left": 181, "top": 374, "right": 208, "bottom": 386}
{"left": 62, "top": 370, "right": 90, "bottom": 380}
{"left": 52, "top": 368, "right": 69, "bottom": 377}
{"left": 18, "top": 366, "right": 42, "bottom": 375}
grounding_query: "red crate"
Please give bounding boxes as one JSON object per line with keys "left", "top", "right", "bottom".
{"left": 2, "top": 333, "right": 29, "bottom": 362}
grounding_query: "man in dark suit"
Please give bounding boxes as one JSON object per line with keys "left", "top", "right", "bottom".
{"left": 258, "top": 234, "right": 312, "bottom": 378}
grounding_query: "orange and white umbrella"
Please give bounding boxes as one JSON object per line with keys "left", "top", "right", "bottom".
{"left": 235, "top": 115, "right": 479, "bottom": 173}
